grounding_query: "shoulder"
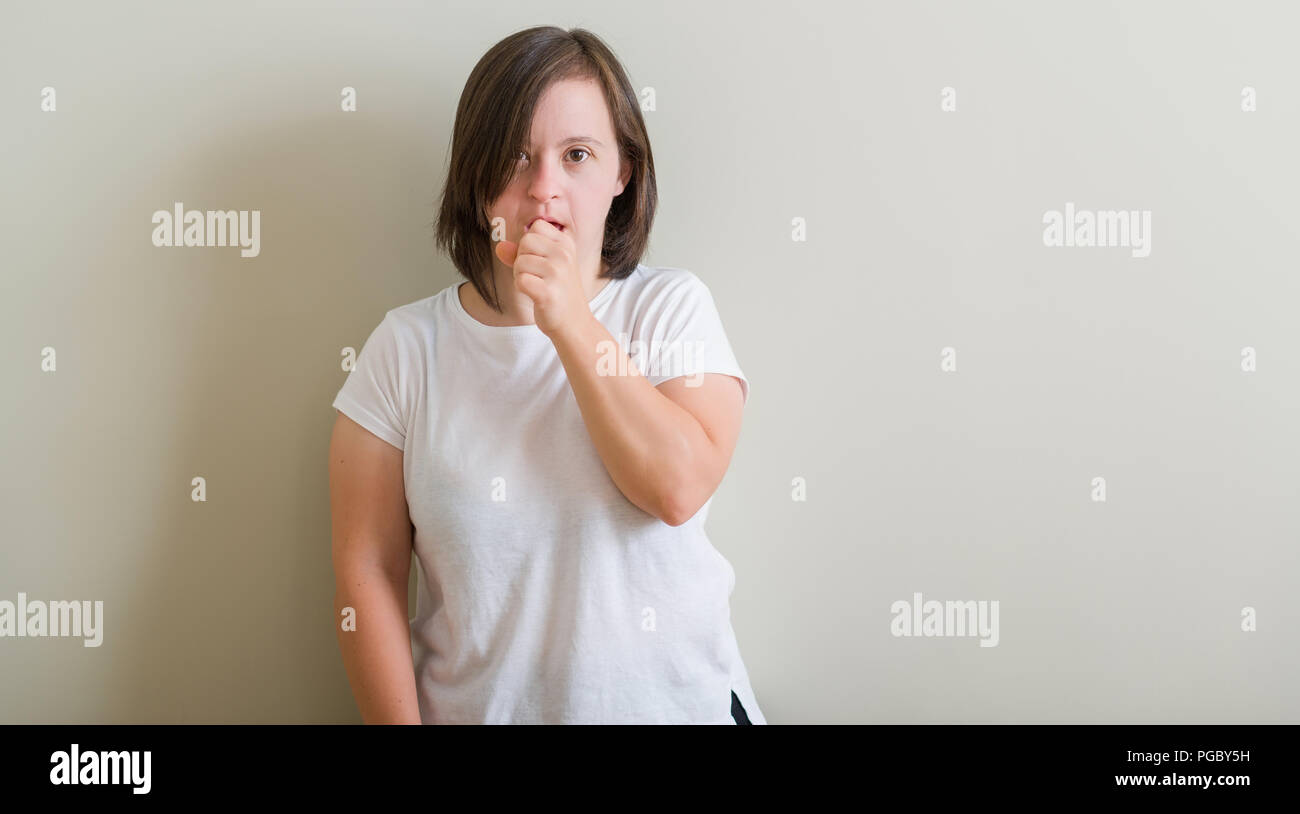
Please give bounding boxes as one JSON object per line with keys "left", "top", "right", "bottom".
{"left": 625, "top": 264, "right": 713, "bottom": 311}
{"left": 383, "top": 291, "right": 442, "bottom": 330}
{"left": 629, "top": 263, "right": 705, "bottom": 293}
{"left": 347, "top": 291, "right": 446, "bottom": 383}
{"left": 363, "top": 290, "right": 445, "bottom": 349}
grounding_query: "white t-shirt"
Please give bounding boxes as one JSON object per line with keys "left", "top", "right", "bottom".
{"left": 331, "top": 263, "right": 765, "bottom": 724}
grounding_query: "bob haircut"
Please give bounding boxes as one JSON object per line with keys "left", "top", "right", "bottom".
{"left": 434, "top": 26, "right": 657, "bottom": 314}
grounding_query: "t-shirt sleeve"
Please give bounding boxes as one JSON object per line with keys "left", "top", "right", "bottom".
{"left": 332, "top": 312, "right": 409, "bottom": 450}
{"left": 640, "top": 272, "right": 749, "bottom": 406}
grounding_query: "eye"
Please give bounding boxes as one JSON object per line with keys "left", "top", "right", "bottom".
{"left": 514, "top": 148, "right": 590, "bottom": 167}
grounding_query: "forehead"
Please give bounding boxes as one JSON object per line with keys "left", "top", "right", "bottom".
{"left": 528, "top": 77, "right": 614, "bottom": 142}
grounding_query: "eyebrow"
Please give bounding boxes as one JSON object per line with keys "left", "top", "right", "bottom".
{"left": 530, "top": 136, "right": 604, "bottom": 148}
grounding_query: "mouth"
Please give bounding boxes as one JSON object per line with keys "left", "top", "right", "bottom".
{"left": 528, "top": 217, "right": 566, "bottom": 232}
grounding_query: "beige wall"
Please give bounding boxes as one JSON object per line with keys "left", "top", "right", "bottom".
{"left": 2, "top": 0, "right": 1297, "bottom": 723}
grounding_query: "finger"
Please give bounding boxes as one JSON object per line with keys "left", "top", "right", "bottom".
{"left": 526, "top": 218, "right": 564, "bottom": 237}
{"left": 523, "top": 218, "right": 571, "bottom": 248}
{"left": 516, "top": 230, "right": 560, "bottom": 261}
{"left": 514, "top": 268, "right": 544, "bottom": 300}
{"left": 512, "top": 252, "right": 552, "bottom": 282}
{"left": 519, "top": 222, "right": 574, "bottom": 265}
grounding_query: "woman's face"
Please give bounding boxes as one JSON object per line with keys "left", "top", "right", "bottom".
{"left": 487, "top": 77, "right": 631, "bottom": 273}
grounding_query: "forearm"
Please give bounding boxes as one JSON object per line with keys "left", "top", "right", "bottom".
{"left": 334, "top": 564, "right": 421, "bottom": 724}
{"left": 549, "top": 312, "right": 711, "bottom": 524}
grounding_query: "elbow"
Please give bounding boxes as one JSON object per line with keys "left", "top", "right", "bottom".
{"left": 658, "top": 487, "right": 701, "bottom": 528}
{"left": 655, "top": 437, "right": 715, "bottom": 527}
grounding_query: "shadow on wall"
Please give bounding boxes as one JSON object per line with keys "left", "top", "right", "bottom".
{"left": 98, "top": 89, "right": 456, "bottom": 722}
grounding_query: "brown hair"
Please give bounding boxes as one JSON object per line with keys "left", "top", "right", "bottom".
{"left": 434, "top": 26, "right": 657, "bottom": 314}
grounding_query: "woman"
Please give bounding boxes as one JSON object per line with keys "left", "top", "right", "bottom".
{"left": 329, "top": 25, "right": 764, "bottom": 724}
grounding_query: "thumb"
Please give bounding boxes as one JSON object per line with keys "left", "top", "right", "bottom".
{"left": 495, "top": 240, "right": 518, "bottom": 267}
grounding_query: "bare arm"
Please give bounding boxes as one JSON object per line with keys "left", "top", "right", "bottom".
{"left": 329, "top": 411, "right": 421, "bottom": 724}
{"left": 549, "top": 312, "right": 745, "bottom": 526}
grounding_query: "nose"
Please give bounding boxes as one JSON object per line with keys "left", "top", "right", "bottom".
{"left": 525, "top": 154, "right": 563, "bottom": 203}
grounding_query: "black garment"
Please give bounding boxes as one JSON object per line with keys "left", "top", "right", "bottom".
{"left": 730, "top": 690, "right": 752, "bottom": 725}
